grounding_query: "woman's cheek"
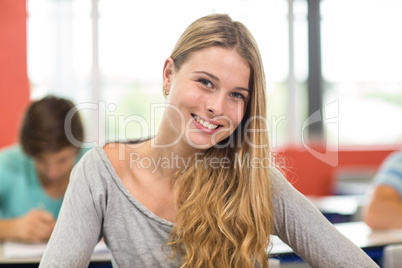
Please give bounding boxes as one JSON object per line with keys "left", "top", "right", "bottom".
{"left": 229, "top": 103, "right": 245, "bottom": 127}
{"left": 187, "top": 87, "right": 205, "bottom": 100}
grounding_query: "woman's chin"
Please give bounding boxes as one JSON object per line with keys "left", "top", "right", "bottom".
{"left": 184, "top": 131, "right": 232, "bottom": 151}
{"left": 188, "top": 141, "right": 213, "bottom": 150}
{"left": 184, "top": 136, "right": 215, "bottom": 150}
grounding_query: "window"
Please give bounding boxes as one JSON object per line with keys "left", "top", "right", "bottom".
{"left": 28, "top": 0, "right": 301, "bottom": 148}
{"left": 28, "top": 0, "right": 402, "bottom": 148}
{"left": 321, "top": 0, "right": 402, "bottom": 146}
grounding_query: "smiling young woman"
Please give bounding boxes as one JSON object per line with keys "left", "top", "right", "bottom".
{"left": 39, "top": 14, "right": 378, "bottom": 268}
{"left": 159, "top": 18, "right": 272, "bottom": 267}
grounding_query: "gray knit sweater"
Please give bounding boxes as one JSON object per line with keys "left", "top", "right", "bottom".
{"left": 39, "top": 147, "right": 378, "bottom": 268}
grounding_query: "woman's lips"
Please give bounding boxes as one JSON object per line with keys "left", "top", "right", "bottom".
{"left": 191, "top": 114, "right": 222, "bottom": 134}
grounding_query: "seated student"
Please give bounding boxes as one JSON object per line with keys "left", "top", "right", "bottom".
{"left": 0, "top": 96, "right": 86, "bottom": 243}
{"left": 364, "top": 152, "right": 402, "bottom": 229}
{"left": 40, "top": 14, "right": 377, "bottom": 267}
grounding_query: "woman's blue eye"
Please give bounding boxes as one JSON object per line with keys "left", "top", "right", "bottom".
{"left": 198, "top": 78, "right": 213, "bottom": 88}
{"left": 231, "top": 92, "right": 245, "bottom": 100}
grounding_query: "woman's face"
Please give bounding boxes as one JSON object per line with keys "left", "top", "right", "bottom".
{"left": 163, "top": 46, "right": 251, "bottom": 150}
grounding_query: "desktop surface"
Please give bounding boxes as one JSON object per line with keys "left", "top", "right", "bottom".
{"left": 1, "top": 222, "right": 401, "bottom": 267}
{"left": 0, "top": 241, "right": 112, "bottom": 267}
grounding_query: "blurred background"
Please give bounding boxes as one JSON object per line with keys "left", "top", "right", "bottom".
{"left": 1, "top": 0, "right": 402, "bottom": 197}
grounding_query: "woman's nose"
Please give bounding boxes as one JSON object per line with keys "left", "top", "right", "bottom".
{"left": 206, "top": 92, "right": 225, "bottom": 116}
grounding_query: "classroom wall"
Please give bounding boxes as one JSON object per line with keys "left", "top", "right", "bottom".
{"left": 281, "top": 145, "right": 397, "bottom": 196}
{"left": 0, "top": 0, "right": 30, "bottom": 149}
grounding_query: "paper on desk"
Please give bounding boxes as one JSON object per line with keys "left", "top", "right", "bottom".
{"left": 3, "top": 242, "right": 46, "bottom": 258}
{"left": 3, "top": 240, "right": 109, "bottom": 258}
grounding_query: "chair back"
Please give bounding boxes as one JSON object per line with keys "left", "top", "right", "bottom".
{"left": 383, "top": 243, "right": 402, "bottom": 268}
{"left": 268, "top": 258, "right": 280, "bottom": 268}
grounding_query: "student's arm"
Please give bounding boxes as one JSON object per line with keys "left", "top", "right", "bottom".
{"left": 0, "top": 219, "right": 17, "bottom": 241}
{"left": 0, "top": 210, "right": 55, "bottom": 242}
{"left": 363, "top": 152, "right": 402, "bottom": 229}
{"left": 40, "top": 151, "right": 103, "bottom": 268}
{"left": 270, "top": 169, "right": 378, "bottom": 267}
{"left": 364, "top": 185, "right": 402, "bottom": 229}
{"left": 0, "top": 148, "right": 56, "bottom": 243}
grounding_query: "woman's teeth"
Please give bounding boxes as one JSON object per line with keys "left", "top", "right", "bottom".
{"left": 193, "top": 115, "right": 218, "bottom": 130}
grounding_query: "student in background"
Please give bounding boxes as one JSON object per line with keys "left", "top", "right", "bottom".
{"left": 364, "top": 152, "right": 402, "bottom": 229}
{"left": 0, "top": 96, "right": 86, "bottom": 243}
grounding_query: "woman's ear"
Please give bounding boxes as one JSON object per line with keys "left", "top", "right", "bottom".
{"left": 162, "top": 58, "right": 175, "bottom": 93}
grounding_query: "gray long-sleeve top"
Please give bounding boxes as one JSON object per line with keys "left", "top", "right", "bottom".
{"left": 39, "top": 147, "right": 378, "bottom": 267}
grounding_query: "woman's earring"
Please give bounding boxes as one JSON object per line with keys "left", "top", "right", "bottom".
{"left": 163, "top": 87, "right": 169, "bottom": 96}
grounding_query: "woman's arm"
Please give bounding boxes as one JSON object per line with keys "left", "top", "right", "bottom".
{"left": 270, "top": 169, "right": 378, "bottom": 267}
{"left": 39, "top": 150, "right": 104, "bottom": 268}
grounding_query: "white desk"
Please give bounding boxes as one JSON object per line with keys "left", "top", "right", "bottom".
{"left": 307, "top": 195, "right": 367, "bottom": 216}
{"left": 336, "top": 221, "right": 402, "bottom": 248}
{"left": 270, "top": 221, "right": 402, "bottom": 259}
{"left": 0, "top": 241, "right": 111, "bottom": 265}
{"left": 2, "top": 222, "right": 401, "bottom": 265}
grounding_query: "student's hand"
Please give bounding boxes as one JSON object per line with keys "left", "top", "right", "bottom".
{"left": 13, "top": 209, "right": 56, "bottom": 243}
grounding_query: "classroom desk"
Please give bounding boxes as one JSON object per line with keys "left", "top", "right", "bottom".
{"left": 307, "top": 195, "right": 366, "bottom": 216}
{"left": 0, "top": 242, "right": 112, "bottom": 267}
{"left": 2, "top": 222, "right": 400, "bottom": 267}
{"left": 270, "top": 221, "right": 402, "bottom": 265}
{"left": 307, "top": 194, "right": 367, "bottom": 223}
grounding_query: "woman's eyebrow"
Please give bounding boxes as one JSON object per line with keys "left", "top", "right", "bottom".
{"left": 194, "top": 71, "right": 249, "bottom": 92}
{"left": 236, "top": 87, "right": 250, "bottom": 92}
{"left": 194, "top": 71, "right": 219, "bottom": 81}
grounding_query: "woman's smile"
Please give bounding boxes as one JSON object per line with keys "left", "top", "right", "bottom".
{"left": 191, "top": 114, "right": 222, "bottom": 134}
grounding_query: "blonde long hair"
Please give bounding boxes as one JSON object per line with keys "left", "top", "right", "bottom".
{"left": 164, "top": 14, "right": 274, "bottom": 267}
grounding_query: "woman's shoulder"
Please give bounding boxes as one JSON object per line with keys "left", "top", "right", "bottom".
{"left": 72, "top": 145, "right": 128, "bottom": 179}
{"left": 69, "top": 146, "right": 122, "bottom": 194}
{"left": 103, "top": 139, "right": 149, "bottom": 158}
{"left": 103, "top": 142, "right": 126, "bottom": 160}
{"left": 269, "top": 167, "right": 288, "bottom": 188}
{"left": 103, "top": 140, "right": 149, "bottom": 167}
{"left": 103, "top": 142, "right": 139, "bottom": 168}
{"left": 72, "top": 146, "right": 107, "bottom": 171}
{"left": 98, "top": 141, "right": 147, "bottom": 184}
{"left": 268, "top": 167, "right": 302, "bottom": 202}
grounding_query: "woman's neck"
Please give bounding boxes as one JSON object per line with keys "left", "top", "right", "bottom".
{"left": 145, "top": 139, "right": 191, "bottom": 177}
{"left": 141, "top": 130, "right": 207, "bottom": 180}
